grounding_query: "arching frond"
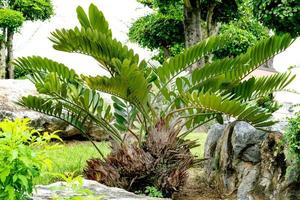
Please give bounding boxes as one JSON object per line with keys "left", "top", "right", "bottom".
{"left": 182, "top": 92, "right": 275, "bottom": 128}
{"left": 13, "top": 56, "right": 78, "bottom": 82}
{"left": 18, "top": 95, "right": 122, "bottom": 142}
{"left": 191, "top": 34, "right": 294, "bottom": 85}
{"left": 50, "top": 28, "right": 141, "bottom": 75}
{"left": 156, "top": 36, "right": 225, "bottom": 84}
{"left": 81, "top": 59, "right": 149, "bottom": 109}
{"left": 76, "top": 4, "right": 112, "bottom": 37}
{"left": 229, "top": 72, "right": 296, "bottom": 100}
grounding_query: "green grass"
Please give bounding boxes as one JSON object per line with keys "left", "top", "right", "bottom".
{"left": 185, "top": 132, "right": 207, "bottom": 159}
{"left": 34, "top": 141, "right": 110, "bottom": 185}
{"left": 35, "top": 133, "right": 207, "bottom": 185}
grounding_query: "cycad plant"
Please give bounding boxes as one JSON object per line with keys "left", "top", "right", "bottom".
{"left": 15, "top": 4, "right": 295, "bottom": 197}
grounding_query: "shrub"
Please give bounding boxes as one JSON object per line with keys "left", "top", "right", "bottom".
{"left": 285, "top": 115, "right": 300, "bottom": 162}
{"left": 0, "top": 9, "right": 24, "bottom": 30}
{"left": 0, "top": 118, "right": 61, "bottom": 199}
{"left": 253, "top": 0, "right": 300, "bottom": 37}
{"left": 284, "top": 114, "right": 300, "bottom": 182}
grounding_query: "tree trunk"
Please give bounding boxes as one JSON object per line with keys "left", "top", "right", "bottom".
{"left": 183, "top": 0, "right": 203, "bottom": 70}
{"left": 162, "top": 46, "right": 171, "bottom": 58}
{"left": 5, "top": 28, "right": 14, "bottom": 79}
{"left": 184, "top": 1, "right": 202, "bottom": 48}
{"left": 0, "top": 28, "right": 6, "bottom": 79}
{"left": 206, "top": 3, "right": 216, "bottom": 37}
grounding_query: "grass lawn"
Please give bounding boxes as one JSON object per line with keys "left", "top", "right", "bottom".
{"left": 185, "top": 132, "right": 207, "bottom": 159}
{"left": 35, "top": 133, "right": 207, "bottom": 185}
{"left": 34, "top": 141, "right": 110, "bottom": 185}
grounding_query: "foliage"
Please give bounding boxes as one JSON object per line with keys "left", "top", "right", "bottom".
{"left": 216, "top": 25, "right": 257, "bottom": 58}
{"left": 0, "top": 8, "right": 24, "bottom": 29}
{"left": 131, "top": 0, "right": 239, "bottom": 61}
{"left": 256, "top": 94, "right": 281, "bottom": 113}
{"left": 253, "top": 0, "right": 300, "bottom": 37}
{"left": 0, "top": 118, "right": 61, "bottom": 200}
{"left": 51, "top": 173, "right": 103, "bottom": 200}
{"left": 15, "top": 4, "right": 295, "bottom": 197}
{"left": 8, "top": 0, "right": 54, "bottom": 21}
{"left": 199, "top": 0, "right": 239, "bottom": 24}
{"left": 129, "top": 13, "right": 184, "bottom": 51}
{"left": 284, "top": 114, "right": 300, "bottom": 182}
{"left": 144, "top": 186, "right": 163, "bottom": 198}
{"left": 285, "top": 115, "right": 300, "bottom": 163}
{"left": 215, "top": 0, "right": 269, "bottom": 58}
{"left": 14, "top": 65, "right": 28, "bottom": 79}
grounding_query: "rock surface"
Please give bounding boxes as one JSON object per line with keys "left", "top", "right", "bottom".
{"left": 204, "top": 121, "right": 300, "bottom": 200}
{"left": 33, "top": 179, "right": 166, "bottom": 200}
{"left": 0, "top": 80, "right": 106, "bottom": 140}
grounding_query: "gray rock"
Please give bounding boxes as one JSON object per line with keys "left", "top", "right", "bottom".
{"left": 204, "top": 124, "right": 225, "bottom": 158}
{"left": 237, "top": 165, "right": 259, "bottom": 200}
{"left": 232, "top": 122, "right": 266, "bottom": 162}
{"left": 241, "top": 145, "right": 261, "bottom": 163}
{"left": 32, "top": 179, "right": 167, "bottom": 200}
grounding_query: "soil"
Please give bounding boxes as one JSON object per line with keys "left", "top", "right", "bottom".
{"left": 173, "top": 168, "right": 236, "bottom": 200}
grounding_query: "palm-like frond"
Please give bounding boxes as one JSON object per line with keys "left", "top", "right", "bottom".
{"left": 82, "top": 60, "right": 149, "bottom": 107}
{"left": 156, "top": 36, "right": 225, "bottom": 84}
{"left": 18, "top": 95, "right": 89, "bottom": 133}
{"left": 13, "top": 56, "right": 78, "bottom": 82}
{"left": 49, "top": 5, "right": 145, "bottom": 76}
{"left": 76, "top": 4, "right": 112, "bottom": 37}
{"left": 182, "top": 92, "right": 275, "bottom": 128}
{"left": 229, "top": 72, "right": 296, "bottom": 100}
{"left": 191, "top": 34, "right": 294, "bottom": 85}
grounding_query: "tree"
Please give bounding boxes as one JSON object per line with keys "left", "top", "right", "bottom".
{"left": 0, "top": 8, "right": 24, "bottom": 78}
{"left": 129, "top": 0, "right": 238, "bottom": 63}
{"left": 215, "top": 0, "right": 269, "bottom": 58}
{"left": 15, "top": 4, "right": 295, "bottom": 196}
{"left": 253, "top": 0, "right": 300, "bottom": 37}
{"left": 0, "top": 0, "right": 53, "bottom": 79}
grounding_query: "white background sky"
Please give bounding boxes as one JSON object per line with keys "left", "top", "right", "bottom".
{"left": 13, "top": 0, "right": 300, "bottom": 103}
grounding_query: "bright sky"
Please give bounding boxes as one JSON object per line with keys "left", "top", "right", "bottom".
{"left": 14, "top": 0, "right": 300, "bottom": 103}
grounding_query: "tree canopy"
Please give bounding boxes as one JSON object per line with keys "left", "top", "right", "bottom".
{"left": 0, "top": 8, "right": 24, "bottom": 30}
{"left": 253, "top": 0, "right": 300, "bottom": 37}
{"left": 8, "top": 0, "right": 54, "bottom": 21}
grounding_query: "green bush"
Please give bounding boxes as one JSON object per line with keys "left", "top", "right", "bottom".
{"left": 144, "top": 186, "right": 163, "bottom": 198}
{"left": 0, "top": 9, "right": 24, "bottom": 29}
{"left": 285, "top": 115, "right": 300, "bottom": 182}
{"left": 285, "top": 115, "right": 300, "bottom": 162}
{"left": 0, "top": 118, "right": 61, "bottom": 200}
{"left": 253, "top": 0, "right": 300, "bottom": 37}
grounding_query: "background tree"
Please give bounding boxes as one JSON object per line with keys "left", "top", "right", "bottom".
{"left": 0, "top": 8, "right": 24, "bottom": 78}
{"left": 0, "top": 0, "right": 54, "bottom": 79}
{"left": 253, "top": 0, "right": 300, "bottom": 37}
{"left": 129, "top": 0, "right": 249, "bottom": 63}
{"left": 215, "top": 0, "right": 269, "bottom": 58}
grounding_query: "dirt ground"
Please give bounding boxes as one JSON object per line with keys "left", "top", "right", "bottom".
{"left": 173, "top": 168, "right": 236, "bottom": 200}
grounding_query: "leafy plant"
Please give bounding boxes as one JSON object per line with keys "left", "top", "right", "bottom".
{"left": 0, "top": 118, "right": 61, "bottom": 200}
{"left": 144, "top": 186, "right": 163, "bottom": 198}
{"left": 51, "top": 172, "right": 103, "bottom": 200}
{"left": 284, "top": 115, "right": 300, "bottom": 182}
{"left": 15, "top": 3, "right": 295, "bottom": 197}
{"left": 285, "top": 115, "right": 300, "bottom": 162}
{"left": 253, "top": 0, "right": 300, "bottom": 37}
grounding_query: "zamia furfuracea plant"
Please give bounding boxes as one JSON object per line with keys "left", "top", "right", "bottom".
{"left": 14, "top": 3, "right": 295, "bottom": 197}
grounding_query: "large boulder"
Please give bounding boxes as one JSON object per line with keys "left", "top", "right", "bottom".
{"left": 33, "top": 179, "right": 167, "bottom": 200}
{"left": 204, "top": 121, "right": 300, "bottom": 200}
{"left": 0, "top": 80, "right": 107, "bottom": 140}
